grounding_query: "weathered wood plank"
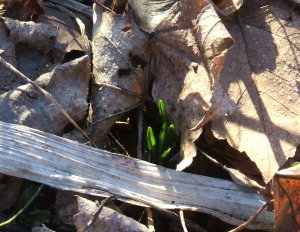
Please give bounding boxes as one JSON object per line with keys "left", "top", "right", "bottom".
{"left": 0, "top": 121, "right": 273, "bottom": 230}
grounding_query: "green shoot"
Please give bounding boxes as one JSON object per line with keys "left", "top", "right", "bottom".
{"left": 0, "top": 185, "right": 44, "bottom": 227}
{"left": 161, "top": 148, "right": 171, "bottom": 159}
{"left": 147, "top": 126, "right": 156, "bottom": 151}
{"left": 147, "top": 126, "right": 157, "bottom": 162}
{"left": 157, "top": 123, "right": 167, "bottom": 157}
{"left": 147, "top": 100, "right": 177, "bottom": 164}
{"left": 158, "top": 99, "right": 168, "bottom": 124}
{"left": 291, "top": 162, "right": 300, "bottom": 167}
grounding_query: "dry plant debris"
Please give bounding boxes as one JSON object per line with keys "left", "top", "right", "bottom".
{"left": 0, "top": 121, "right": 274, "bottom": 231}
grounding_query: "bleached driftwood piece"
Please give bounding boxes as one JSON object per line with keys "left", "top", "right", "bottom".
{"left": 0, "top": 121, "right": 273, "bottom": 230}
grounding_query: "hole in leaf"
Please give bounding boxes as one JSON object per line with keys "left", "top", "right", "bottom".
{"left": 118, "top": 68, "right": 132, "bottom": 77}
{"left": 62, "top": 50, "right": 86, "bottom": 63}
{"left": 131, "top": 55, "right": 147, "bottom": 69}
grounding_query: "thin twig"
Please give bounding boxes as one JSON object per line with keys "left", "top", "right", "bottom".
{"left": 229, "top": 201, "right": 269, "bottom": 232}
{"left": 138, "top": 209, "right": 146, "bottom": 223}
{"left": 115, "top": 119, "right": 130, "bottom": 125}
{"left": 153, "top": 206, "right": 206, "bottom": 232}
{"left": 137, "top": 105, "right": 143, "bottom": 159}
{"left": 146, "top": 208, "right": 155, "bottom": 232}
{"left": 84, "top": 195, "right": 117, "bottom": 232}
{"left": 96, "top": 81, "right": 152, "bottom": 101}
{"left": 179, "top": 210, "right": 188, "bottom": 232}
{"left": 115, "top": 195, "right": 206, "bottom": 232}
{"left": 91, "top": 0, "right": 117, "bottom": 14}
{"left": 108, "top": 132, "right": 129, "bottom": 155}
{"left": 0, "top": 56, "right": 97, "bottom": 147}
{"left": 90, "top": 190, "right": 205, "bottom": 232}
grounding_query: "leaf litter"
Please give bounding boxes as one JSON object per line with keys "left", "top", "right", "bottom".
{"left": 212, "top": 0, "right": 300, "bottom": 183}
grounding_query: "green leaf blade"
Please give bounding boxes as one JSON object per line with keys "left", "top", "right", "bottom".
{"left": 147, "top": 126, "right": 156, "bottom": 151}
{"left": 165, "top": 124, "right": 176, "bottom": 147}
{"left": 291, "top": 162, "right": 300, "bottom": 167}
{"left": 158, "top": 122, "right": 167, "bottom": 157}
{"left": 160, "top": 148, "right": 171, "bottom": 159}
{"left": 158, "top": 99, "right": 168, "bottom": 124}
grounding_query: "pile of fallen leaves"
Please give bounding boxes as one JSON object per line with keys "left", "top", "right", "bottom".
{"left": 0, "top": 0, "right": 299, "bottom": 231}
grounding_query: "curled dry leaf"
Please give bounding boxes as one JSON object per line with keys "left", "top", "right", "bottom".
{"left": 130, "top": 0, "right": 235, "bottom": 170}
{"left": 37, "top": 5, "right": 92, "bottom": 62}
{"left": 212, "top": 1, "right": 300, "bottom": 183}
{"left": 90, "top": 4, "right": 148, "bottom": 145}
{"left": 74, "top": 196, "right": 151, "bottom": 232}
{"left": 0, "top": 55, "right": 90, "bottom": 134}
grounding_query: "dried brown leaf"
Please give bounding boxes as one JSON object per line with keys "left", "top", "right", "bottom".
{"left": 212, "top": 1, "right": 300, "bottom": 183}
{"left": 90, "top": 4, "right": 148, "bottom": 145}
{"left": 274, "top": 165, "right": 300, "bottom": 231}
{"left": 74, "top": 196, "right": 151, "bottom": 232}
{"left": 0, "top": 56, "right": 90, "bottom": 134}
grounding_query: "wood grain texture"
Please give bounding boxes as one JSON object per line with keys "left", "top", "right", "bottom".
{"left": 0, "top": 121, "right": 273, "bottom": 230}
